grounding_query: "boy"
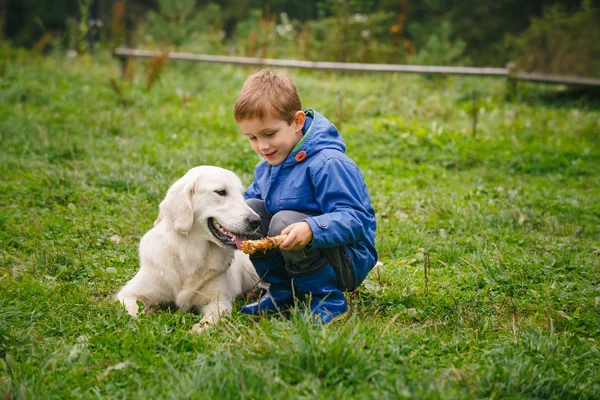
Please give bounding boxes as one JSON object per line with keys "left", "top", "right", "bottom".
{"left": 235, "top": 69, "right": 377, "bottom": 324}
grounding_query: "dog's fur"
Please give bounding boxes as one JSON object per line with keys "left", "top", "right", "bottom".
{"left": 116, "top": 166, "right": 262, "bottom": 333}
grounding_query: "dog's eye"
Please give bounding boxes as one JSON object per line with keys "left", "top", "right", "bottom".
{"left": 215, "top": 189, "right": 227, "bottom": 197}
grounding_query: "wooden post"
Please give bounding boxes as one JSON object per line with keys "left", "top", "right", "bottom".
{"left": 506, "top": 62, "right": 518, "bottom": 100}
{"left": 471, "top": 90, "right": 478, "bottom": 138}
{"left": 114, "top": 52, "right": 127, "bottom": 79}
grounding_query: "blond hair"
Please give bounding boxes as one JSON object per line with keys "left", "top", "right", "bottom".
{"left": 234, "top": 69, "right": 302, "bottom": 124}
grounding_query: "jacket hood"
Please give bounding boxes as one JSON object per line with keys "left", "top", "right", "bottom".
{"left": 283, "top": 109, "right": 346, "bottom": 168}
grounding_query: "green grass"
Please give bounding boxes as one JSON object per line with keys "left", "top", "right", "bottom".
{"left": 1, "top": 46, "right": 599, "bottom": 399}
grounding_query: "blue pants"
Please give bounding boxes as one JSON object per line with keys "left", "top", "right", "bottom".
{"left": 246, "top": 199, "right": 355, "bottom": 291}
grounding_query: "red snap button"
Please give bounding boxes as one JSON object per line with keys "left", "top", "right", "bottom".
{"left": 295, "top": 151, "right": 307, "bottom": 162}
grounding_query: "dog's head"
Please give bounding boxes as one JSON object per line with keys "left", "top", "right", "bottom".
{"left": 159, "top": 166, "right": 261, "bottom": 249}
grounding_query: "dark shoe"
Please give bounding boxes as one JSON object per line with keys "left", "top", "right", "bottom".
{"left": 241, "top": 250, "right": 293, "bottom": 315}
{"left": 240, "top": 283, "right": 295, "bottom": 315}
{"left": 292, "top": 262, "right": 348, "bottom": 325}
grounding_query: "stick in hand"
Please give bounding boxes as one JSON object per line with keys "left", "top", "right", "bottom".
{"left": 240, "top": 235, "right": 288, "bottom": 254}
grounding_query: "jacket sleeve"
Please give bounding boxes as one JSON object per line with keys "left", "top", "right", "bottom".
{"left": 244, "top": 180, "right": 262, "bottom": 200}
{"left": 304, "top": 158, "right": 374, "bottom": 249}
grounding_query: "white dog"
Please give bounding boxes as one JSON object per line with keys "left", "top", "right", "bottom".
{"left": 116, "top": 166, "right": 262, "bottom": 333}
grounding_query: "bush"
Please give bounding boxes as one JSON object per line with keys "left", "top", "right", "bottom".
{"left": 143, "top": 0, "right": 221, "bottom": 50}
{"left": 409, "top": 21, "right": 468, "bottom": 66}
{"left": 505, "top": 1, "right": 600, "bottom": 78}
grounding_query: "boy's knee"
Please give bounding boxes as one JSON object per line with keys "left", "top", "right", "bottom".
{"left": 268, "top": 210, "right": 305, "bottom": 236}
{"left": 245, "top": 199, "right": 272, "bottom": 239}
{"left": 246, "top": 198, "right": 266, "bottom": 214}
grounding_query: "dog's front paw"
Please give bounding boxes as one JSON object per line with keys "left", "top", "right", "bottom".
{"left": 189, "top": 321, "right": 211, "bottom": 334}
{"left": 117, "top": 295, "right": 141, "bottom": 318}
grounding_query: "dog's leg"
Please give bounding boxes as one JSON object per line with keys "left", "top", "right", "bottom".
{"left": 189, "top": 298, "right": 232, "bottom": 334}
{"left": 116, "top": 293, "right": 140, "bottom": 317}
{"left": 176, "top": 268, "right": 222, "bottom": 312}
{"left": 117, "top": 266, "right": 174, "bottom": 317}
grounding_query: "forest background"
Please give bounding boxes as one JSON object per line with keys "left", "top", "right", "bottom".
{"left": 2, "top": 0, "right": 599, "bottom": 78}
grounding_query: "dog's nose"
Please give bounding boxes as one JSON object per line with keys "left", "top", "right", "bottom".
{"left": 246, "top": 214, "right": 262, "bottom": 230}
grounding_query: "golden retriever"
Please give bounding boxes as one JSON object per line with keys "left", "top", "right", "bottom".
{"left": 116, "top": 166, "right": 262, "bottom": 333}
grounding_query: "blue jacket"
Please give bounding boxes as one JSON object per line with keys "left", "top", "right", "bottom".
{"left": 245, "top": 109, "right": 378, "bottom": 287}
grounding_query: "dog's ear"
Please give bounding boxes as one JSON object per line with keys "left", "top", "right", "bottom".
{"left": 159, "top": 180, "right": 196, "bottom": 235}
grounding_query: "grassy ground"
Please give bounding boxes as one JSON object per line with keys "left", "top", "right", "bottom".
{"left": 1, "top": 46, "right": 599, "bottom": 399}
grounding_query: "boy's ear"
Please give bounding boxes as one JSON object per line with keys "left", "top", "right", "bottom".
{"left": 294, "top": 110, "right": 306, "bottom": 131}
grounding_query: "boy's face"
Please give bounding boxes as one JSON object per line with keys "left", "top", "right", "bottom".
{"left": 238, "top": 111, "right": 306, "bottom": 166}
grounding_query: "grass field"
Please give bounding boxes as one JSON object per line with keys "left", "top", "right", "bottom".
{"left": 1, "top": 46, "right": 599, "bottom": 399}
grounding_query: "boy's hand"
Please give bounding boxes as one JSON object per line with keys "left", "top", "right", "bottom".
{"left": 280, "top": 222, "right": 313, "bottom": 251}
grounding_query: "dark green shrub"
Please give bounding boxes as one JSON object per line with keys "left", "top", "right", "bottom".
{"left": 505, "top": 1, "right": 600, "bottom": 78}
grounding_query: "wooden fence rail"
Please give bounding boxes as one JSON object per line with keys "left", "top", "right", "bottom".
{"left": 113, "top": 47, "right": 600, "bottom": 88}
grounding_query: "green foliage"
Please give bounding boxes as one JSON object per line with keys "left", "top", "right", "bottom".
{"left": 75, "top": 0, "right": 96, "bottom": 53}
{"left": 1, "top": 47, "right": 599, "bottom": 398}
{"left": 409, "top": 21, "right": 468, "bottom": 66}
{"left": 310, "top": 9, "right": 406, "bottom": 63}
{"left": 136, "top": 0, "right": 466, "bottom": 64}
{"left": 6, "top": 0, "right": 599, "bottom": 70}
{"left": 144, "top": 0, "right": 221, "bottom": 49}
{"left": 2, "top": 0, "right": 79, "bottom": 47}
{"left": 232, "top": 9, "right": 265, "bottom": 57}
{"left": 234, "top": 9, "right": 263, "bottom": 39}
{"left": 505, "top": 1, "right": 600, "bottom": 78}
{"left": 404, "top": 0, "right": 547, "bottom": 66}
{"left": 316, "top": 0, "right": 374, "bottom": 62}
